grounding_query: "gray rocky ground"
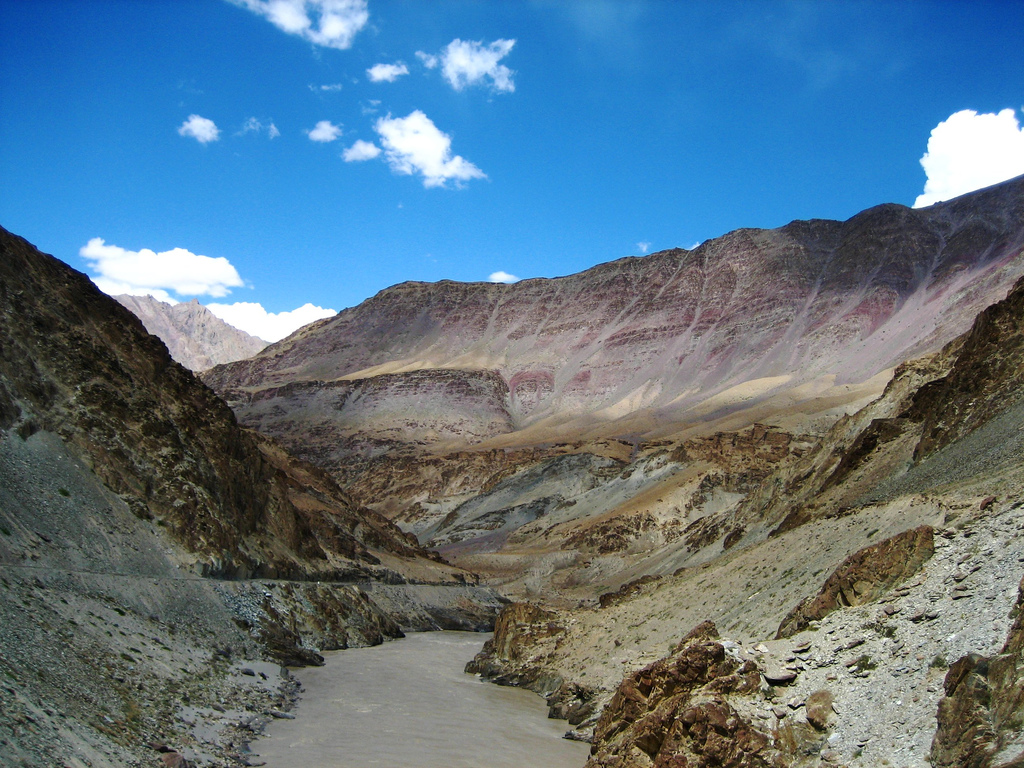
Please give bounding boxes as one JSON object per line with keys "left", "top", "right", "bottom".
{"left": 715, "top": 501, "right": 1024, "bottom": 767}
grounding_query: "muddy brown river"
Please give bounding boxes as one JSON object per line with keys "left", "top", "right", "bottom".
{"left": 254, "top": 631, "right": 590, "bottom": 768}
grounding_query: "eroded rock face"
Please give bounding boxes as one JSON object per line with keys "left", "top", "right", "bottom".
{"left": 114, "top": 294, "right": 268, "bottom": 372}
{"left": 465, "top": 602, "right": 563, "bottom": 683}
{"left": 930, "top": 575, "right": 1024, "bottom": 767}
{"left": 0, "top": 227, "right": 461, "bottom": 580}
{"left": 205, "top": 176, "right": 1024, "bottom": 448}
{"left": 218, "top": 368, "right": 516, "bottom": 456}
{"left": 587, "top": 621, "right": 776, "bottom": 768}
{"left": 777, "top": 525, "right": 935, "bottom": 638}
{"left": 913, "top": 270, "right": 1024, "bottom": 461}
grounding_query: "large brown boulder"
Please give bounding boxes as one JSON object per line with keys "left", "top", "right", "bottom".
{"left": 777, "top": 526, "right": 935, "bottom": 638}
{"left": 587, "top": 621, "right": 775, "bottom": 768}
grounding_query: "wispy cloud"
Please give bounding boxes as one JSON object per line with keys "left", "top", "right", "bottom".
{"left": 81, "top": 238, "right": 244, "bottom": 298}
{"left": 230, "top": 0, "right": 368, "bottom": 50}
{"left": 637, "top": 241, "right": 651, "bottom": 254}
{"left": 177, "top": 114, "right": 220, "bottom": 143}
{"left": 343, "top": 139, "right": 381, "bottom": 162}
{"left": 420, "top": 38, "right": 516, "bottom": 93}
{"left": 367, "top": 62, "right": 409, "bottom": 83}
{"left": 914, "top": 108, "right": 1024, "bottom": 207}
{"left": 206, "top": 301, "right": 336, "bottom": 342}
{"left": 488, "top": 271, "right": 519, "bottom": 284}
{"left": 374, "top": 110, "right": 486, "bottom": 188}
{"left": 415, "top": 50, "right": 438, "bottom": 69}
{"left": 238, "top": 116, "right": 280, "bottom": 138}
{"left": 307, "top": 119, "right": 343, "bottom": 142}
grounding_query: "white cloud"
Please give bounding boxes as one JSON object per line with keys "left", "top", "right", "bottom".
{"left": 307, "top": 119, "right": 343, "bottom": 142}
{"left": 178, "top": 114, "right": 220, "bottom": 143}
{"left": 206, "top": 301, "right": 336, "bottom": 342}
{"left": 81, "top": 238, "right": 245, "bottom": 299}
{"left": 488, "top": 271, "right": 519, "bottom": 284}
{"left": 310, "top": 82, "right": 344, "bottom": 92}
{"left": 637, "top": 241, "right": 651, "bottom": 254}
{"left": 361, "top": 99, "right": 382, "bottom": 115}
{"left": 435, "top": 38, "right": 516, "bottom": 92}
{"left": 343, "top": 139, "right": 381, "bottom": 162}
{"left": 367, "top": 62, "right": 409, "bottom": 83}
{"left": 239, "top": 117, "right": 280, "bottom": 138}
{"left": 104, "top": 285, "right": 178, "bottom": 304}
{"left": 374, "top": 110, "right": 486, "bottom": 188}
{"left": 914, "top": 108, "right": 1024, "bottom": 208}
{"left": 415, "top": 50, "right": 438, "bottom": 69}
{"left": 231, "top": 0, "right": 368, "bottom": 50}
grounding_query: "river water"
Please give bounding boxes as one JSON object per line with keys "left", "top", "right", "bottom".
{"left": 254, "top": 631, "right": 590, "bottom": 768}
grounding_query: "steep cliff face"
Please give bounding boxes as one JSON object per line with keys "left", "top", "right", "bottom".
{"left": 114, "top": 294, "right": 268, "bottom": 371}
{"left": 0, "top": 227, "right": 455, "bottom": 581}
{"left": 218, "top": 368, "right": 516, "bottom": 464}
{"left": 206, "top": 176, "right": 1024, "bottom": 447}
{"left": 733, "top": 269, "right": 1024, "bottom": 542}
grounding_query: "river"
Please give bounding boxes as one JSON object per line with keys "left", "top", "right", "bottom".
{"left": 253, "top": 631, "right": 590, "bottom": 768}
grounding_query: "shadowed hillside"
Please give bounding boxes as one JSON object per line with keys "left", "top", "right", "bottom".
{"left": 0, "top": 227, "right": 502, "bottom": 767}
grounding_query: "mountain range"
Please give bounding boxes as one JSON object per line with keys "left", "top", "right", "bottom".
{"left": 2, "top": 174, "right": 1023, "bottom": 767}
{"left": 205, "top": 176, "right": 1024, "bottom": 449}
{"left": 203, "top": 175, "right": 1024, "bottom": 767}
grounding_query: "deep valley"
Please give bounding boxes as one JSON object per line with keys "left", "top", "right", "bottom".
{"left": 3, "top": 174, "right": 1024, "bottom": 767}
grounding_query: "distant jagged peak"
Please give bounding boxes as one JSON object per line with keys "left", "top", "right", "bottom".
{"left": 114, "top": 293, "right": 268, "bottom": 372}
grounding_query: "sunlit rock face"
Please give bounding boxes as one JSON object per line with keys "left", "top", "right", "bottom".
{"left": 205, "top": 176, "right": 1024, "bottom": 450}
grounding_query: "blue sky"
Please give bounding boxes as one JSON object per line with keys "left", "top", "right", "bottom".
{"left": 2, "top": 0, "right": 1023, "bottom": 340}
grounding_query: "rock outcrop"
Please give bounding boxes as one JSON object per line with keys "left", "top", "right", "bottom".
{"left": 930, "top": 575, "right": 1024, "bottom": 767}
{"left": 586, "top": 621, "right": 780, "bottom": 768}
{"left": 115, "top": 294, "right": 268, "bottom": 371}
{"left": 776, "top": 525, "right": 935, "bottom": 638}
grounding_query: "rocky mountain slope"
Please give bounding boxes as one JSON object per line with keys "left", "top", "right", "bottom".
{"left": 203, "top": 176, "right": 1024, "bottom": 608}
{"left": 114, "top": 294, "right": 268, "bottom": 372}
{"left": 0, "top": 227, "right": 502, "bottom": 767}
{"left": 205, "top": 175, "right": 1024, "bottom": 452}
{"left": 467, "top": 272, "right": 1024, "bottom": 766}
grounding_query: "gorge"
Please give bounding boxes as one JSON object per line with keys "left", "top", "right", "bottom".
{"left": 3, "top": 174, "right": 1024, "bottom": 767}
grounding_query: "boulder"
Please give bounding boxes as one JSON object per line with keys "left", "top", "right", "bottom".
{"left": 777, "top": 526, "right": 934, "bottom": 638}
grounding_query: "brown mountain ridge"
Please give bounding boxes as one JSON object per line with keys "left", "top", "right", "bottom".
{"left": 205, "top": 175, "right": 1024, "bottom": 450}
{"left": 0, "top": 226, "right": 502, "bottom": 767}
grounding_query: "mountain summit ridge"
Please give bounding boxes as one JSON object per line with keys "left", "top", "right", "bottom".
{"left": 204, "top": 176, "right": 1024, "bottom": 466}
